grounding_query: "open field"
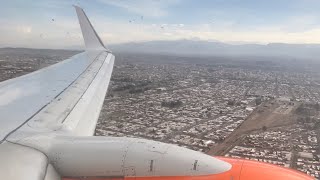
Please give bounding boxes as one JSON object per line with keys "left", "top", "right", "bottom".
{"left": 207, "top": 99, "right": 300, "bottom": 155}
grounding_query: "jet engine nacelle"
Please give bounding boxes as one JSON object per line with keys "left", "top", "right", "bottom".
{"left": 16, "top": 135, "right": 231, "bottom": 177}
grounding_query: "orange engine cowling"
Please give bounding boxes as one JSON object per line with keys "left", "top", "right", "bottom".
{"left": 215, "top": 156, "right": 314, "bottom": 180}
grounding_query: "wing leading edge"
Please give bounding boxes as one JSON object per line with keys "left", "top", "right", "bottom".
{"left": 0, "top": 6, "right": 114, "bottom": 142}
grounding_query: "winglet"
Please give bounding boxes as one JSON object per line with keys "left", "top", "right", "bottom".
{"left": 74, "top": 5, "right": 109, "bottom": 51}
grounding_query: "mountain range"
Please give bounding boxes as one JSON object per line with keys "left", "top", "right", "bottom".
{"left": 110, "top": 40, "right": 320, "bottom": 60}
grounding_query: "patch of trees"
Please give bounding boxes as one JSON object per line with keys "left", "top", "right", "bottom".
{"left": 113, "top": 80, "right": 152, "bottom": 93}
{"left": 315, "top": 121, "right": 320, "bottom": 129}
{"left": 161, "top": 100, "right": 183, "bottom": 108}
{"left": 113, "top": 84, "right": 135, "bottom": 91}
{"left": 255, "top": 97, "right": 262, "bottom": 105}
{"left": 262, "top": 126, "right": 267, "bottom": 131}
{"left": 297, "top": 116, "right": 320, "bottom": 124}
{"left": 129, "top": 87, "right": 150, "bottom": 94}
{"left": 227, "top": 100, "right": 235, "bottom": 106}
{"left": 138, "top": 80, "right": 152, "bottom": 87}
{"left": 297, "top": 117, "right": 320, "bottom": 130}
{"left": 295, "top": 103, "right": 320, "bottom": 116}
{"left": 112, "top": 77, "right": 133, "bottom": 82}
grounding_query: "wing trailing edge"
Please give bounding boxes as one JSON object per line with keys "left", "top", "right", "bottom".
{"left": 74, "top": 5, "right": 109, "bottom": 51}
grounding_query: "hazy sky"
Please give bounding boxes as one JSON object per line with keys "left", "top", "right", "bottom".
{"left": 1, "top": 0, "right": 320, "bottom": 49}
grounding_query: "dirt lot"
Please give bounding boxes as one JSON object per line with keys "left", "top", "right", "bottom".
{"left": 206, "top": 99, "right": 300, "bottom": 155}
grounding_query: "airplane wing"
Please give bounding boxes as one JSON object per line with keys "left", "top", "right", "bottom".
{"left": 0, "top": 6, "right": 114, "bottom": 143}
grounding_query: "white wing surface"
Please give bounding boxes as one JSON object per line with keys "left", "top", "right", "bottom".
{"left": 0, "top": 6, "right": 114, "bottom": 142}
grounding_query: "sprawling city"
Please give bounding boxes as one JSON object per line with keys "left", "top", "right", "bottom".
{"left": 1, "top": 49, "right": 319, "bottom": 178}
